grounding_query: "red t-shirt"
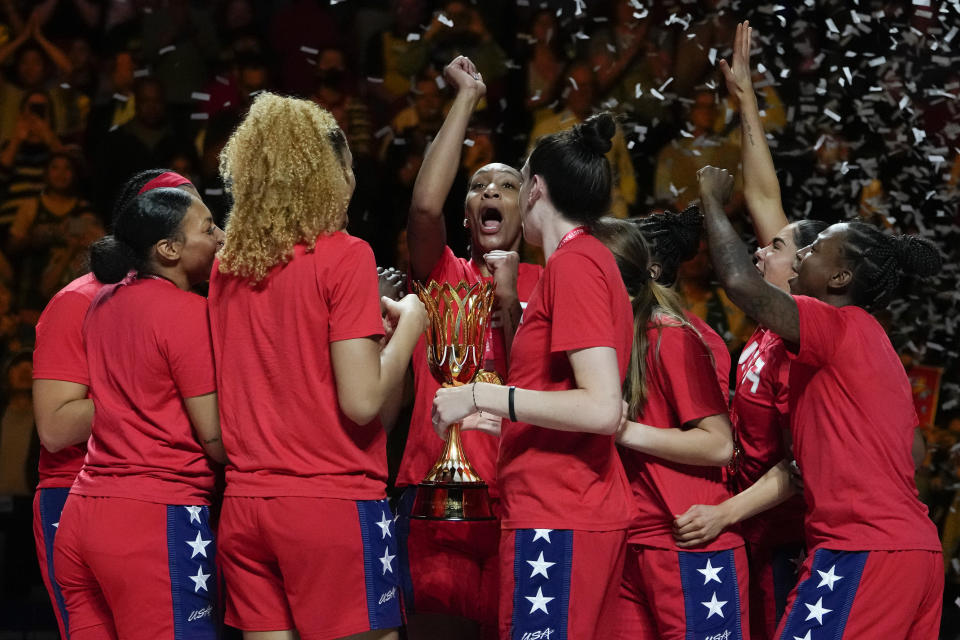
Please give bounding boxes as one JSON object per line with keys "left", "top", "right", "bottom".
{"left": 396, "top": 246, "right": 542, "bottom": 494}
{"left": 787, "top": 295, "right": 940, "bottom": 552}
{"left": 73, "top": 277, "right": 217, "bottom": 504}
{"left": 621, "top": 321, "right": 743, "bottom": 550}
{"left": 498, "top": 234, "right": 635, "bottom": 531}
{"left": 732, "top": 327, "right": 804, "bottom": 546}
{"left": 208, "top": 232, "right": 388, "bottom": 499}
{"left": 33, "top": 273, "right": 103, "bottom": 489}
{"left": 685, "top": 311, "right": 732, "bottom": 399}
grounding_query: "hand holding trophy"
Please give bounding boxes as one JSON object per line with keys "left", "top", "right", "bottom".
{"left": 411, "top": 280, "right": 498, "bottom": 520}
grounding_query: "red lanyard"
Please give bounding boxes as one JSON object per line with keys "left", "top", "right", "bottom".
{"left": 556, "top": 225, "right": 588, "bottom": 251}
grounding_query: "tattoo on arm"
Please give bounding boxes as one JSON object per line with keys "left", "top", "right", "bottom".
{"left": 743, "top": 119, "right": 756, "bottom": 148}
{"left": 703, "top": 200, "right": 800, "bottom": 343}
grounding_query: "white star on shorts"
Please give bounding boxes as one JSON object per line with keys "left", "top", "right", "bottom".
{"left": 380, "top": 547, "right": 396, "bottom": 575}
{"left": 189, "top": 567, "right": 210, "bottom": 593}
{"left": 525, "top": 587, "right": 554, "bottom": 614}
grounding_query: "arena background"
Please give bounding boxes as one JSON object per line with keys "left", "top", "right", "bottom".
{"left": 0, "top": 0, "right": 957, "bottom": 636}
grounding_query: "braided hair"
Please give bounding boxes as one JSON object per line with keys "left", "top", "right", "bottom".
{"left": 842, "top": 221, "right": 942, "bottom": 310}
{"left": 634, "top": 204, "right": 703, "bottom": 286}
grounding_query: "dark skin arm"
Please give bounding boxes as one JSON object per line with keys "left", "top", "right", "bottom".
{"left": 697, "top": 166, "right": 800, "bottom": 344}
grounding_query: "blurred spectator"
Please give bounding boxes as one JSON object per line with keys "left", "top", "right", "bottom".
{"left": 93, "top": 77, "right": 183, "bottom": 211}
{"left": 364, "top": 0, "right": 430, "bottom": 108}
{"left": 268, "top": 0, "right": 341, "bottom": 96}
{"left": 142, "top": 0, "right": 219, "bottom": 108}
{"left": 200, "top": 52, "right": 269, "bottom": 119}
{"left": 0, "top": 90, "right": 63, "bottom": 201}
{"left": 5, "top": 150, "right": 97, "bottom": 309}
{"left": 38, "top": 211, "right": 102, "bottom": 300}
{"left": 86, "top": 50, "right": 137, "bottom": 148}
{"left": 379, "top": 73, "right": 445, "bottom": 161}
{"left": 0, "top": 12, "right": 85, "bottom": 142}
{"left": 422, "top": 2, "right": 507, "bottom": 99}
{"left": 311, "top": 47, "right": 374, "bottom": 158}
{"left": 654, "top": 90, "right": 741, "bottom": 210}
{"left": 523, "top": 9, "right": 565, "bottom": 127}
{"left": 0, "top": 350, "right": 34, "bottom": 496}
{"left": 527, "top": 60, "right": 638, "bottom": 219}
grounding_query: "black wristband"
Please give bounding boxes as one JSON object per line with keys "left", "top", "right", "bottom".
{"left": 508, "top": 386, "right": 517, "bottom": 422}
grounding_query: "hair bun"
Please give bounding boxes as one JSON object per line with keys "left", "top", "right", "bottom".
{"left": 89, "top": 235, "right": 138, "bottom": 284}
{"left": 575, "top": 112, "right": 616, "bottom": 156}
{"left": 891, "top": 234, "right": 941, "bottom": 278}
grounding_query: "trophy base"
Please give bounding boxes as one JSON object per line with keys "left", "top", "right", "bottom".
{"left": 409, "top": 482, "right": 495, "bottom": 521}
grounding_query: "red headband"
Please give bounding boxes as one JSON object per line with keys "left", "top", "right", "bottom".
{"left": 137, "top": 171, "right": 192, "bottom": 195}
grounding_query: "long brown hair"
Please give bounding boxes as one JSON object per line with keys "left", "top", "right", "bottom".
{"left": 594, "top": 217, "right": 707, "bottom": 417}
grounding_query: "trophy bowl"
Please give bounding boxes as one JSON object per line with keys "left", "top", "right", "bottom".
{"left": 410, "top": 280, "right": 498, "bottom": 521}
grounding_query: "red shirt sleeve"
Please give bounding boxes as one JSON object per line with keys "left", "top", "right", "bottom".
{"left": 789, "top": 295, "right": 844, "bottom": 366}
{"left": 547, "top": 251, "right": 618, "bottom": 353}
{"left": 162, "top": 295, "right": 216, "bottom": 398}
{"left": 327, "top": 240, "right": 385, "bottom": 342}
{"left": 427, "top": 246, "right": 466, "bottom": 284}
{"left": 33, "top": 290, "right": 92, "bottom": 384}
{"left": 653, "top": 325, "right": 728, "bottom": 425}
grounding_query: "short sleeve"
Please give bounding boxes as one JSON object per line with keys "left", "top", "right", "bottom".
{"left": 655, "top": 326, "right": 728, "bottom": 425}
{"left": 34, "top": 291, "right": 92, "bottom": 384}
{"left": 427, "top": 245, "right": 469, "bottom": 285}
{"left": 163, "top": 296, "right": 216, "bottom": 398}
{"left": 327, "top": 239, "right": 385, "bottom": 342}
{"left": 547, "top": 251, "right": 617, "bottom": 353}
{"left": 788, "top": 295, "right": 845, "bottom": 366}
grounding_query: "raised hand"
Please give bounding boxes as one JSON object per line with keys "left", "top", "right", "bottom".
{"left": 697, "top": 166, "right": 735, "bottom": 207}
{"left": 444, "top": 55, "right": 486, "bottom": 98}
{"left": 719, "top": 21, "right": 754, "bottom": 103}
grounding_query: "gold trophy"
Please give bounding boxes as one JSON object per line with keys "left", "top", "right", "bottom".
{"left": 411, "top": 280, "right": 498, "bottom": 521}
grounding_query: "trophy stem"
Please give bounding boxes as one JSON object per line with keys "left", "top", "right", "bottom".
{"left": 422, "top": 422, "right": 483, "bottom": 484}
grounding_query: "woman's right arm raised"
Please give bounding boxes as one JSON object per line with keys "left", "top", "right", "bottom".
{"left": 407, "top": 56, "right": 485, "bottom": 281}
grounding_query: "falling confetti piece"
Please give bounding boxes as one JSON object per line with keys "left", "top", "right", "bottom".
{"left": 158, "top": 45, "right": 176, "bottom": 56}
{"left": 437, "top": 13, "right": 453, "bottom": 27}
{"left": 191, "top": 92, "right": 211, "bottom": 102}
{"left": 824, "top": 108, "right": 841, "bottom": 121}
{"left": 190, "top": 113, "right": 209, "bottom": 120}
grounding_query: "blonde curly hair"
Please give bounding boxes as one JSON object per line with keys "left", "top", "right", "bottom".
{"left": 218, "top": 92, "right": 352, "bottom": 283}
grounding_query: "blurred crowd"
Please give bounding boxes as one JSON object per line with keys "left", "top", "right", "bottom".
{"left": 0, "top": 0, "right": 957, "bottom": 633}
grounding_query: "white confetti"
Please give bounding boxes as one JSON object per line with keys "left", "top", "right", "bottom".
{"left": 659, "top": 77, "right": 674, "bottom": 92}
{"left": 569, "top": 76, "right": 579, "bottom": 91}
{"left": 650, "top": 88, "right": 665, "bottom": 100}
{"left": 463, "top": 139, "right": 475, "bottom": 147}
{"left": 899, "top": 95, "right": 910, "bottom": 110}
{"left": 299, "top": 45, "right": 319, "bottom": 55}
{"left": 205, "top": 188, "right": 224, "bottom": 196}
{"left": 435, "top": 76, "right": 446, "bottom": 89}
{"left": 191, "top": 92, "right": 211, "bottom": 102}
{"left": 708, "top": 48, "right": 717, "bottom": 65}
{"left": 868, "top": 56, "right": 887, "bottom": 67}
{"left": 367, "top": 77, "right": 384, "bottom": 83}
{"left": 913, "top": 128, "right": 927, "bottom": 143}
{"left": 826, "top": 18, "right": 839, "bottom": 33}
{"left": 946, "top": 26, "right": 958, "bottom": 43}
{"left": 374, "top": 126, "right": 392, "bottom": 139}
{"left": 406, "top": 33, "right": 420, "bottom": 41}
{"left": 134, "top": 68, "right": 151, "bottom": 78}
{"left": 158, "top": 45, "right": 176, "bottom": 56}
{"left": 824, "top": 108, "right": 841, "bottom": 122}
{"left": 437, "top": 13, "right": 453, "bottom": 27}
{"left": 190, "top": 112, "right": 209, "bottom": 120}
